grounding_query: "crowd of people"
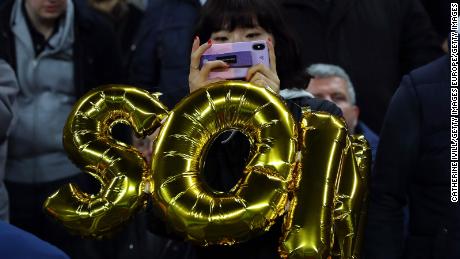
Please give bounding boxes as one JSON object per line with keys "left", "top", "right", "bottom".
{"left": 0, "top": 0, "right": 455, "bottom": 258}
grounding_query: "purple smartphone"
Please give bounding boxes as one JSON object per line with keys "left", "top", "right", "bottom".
{"left": 200, "top": 40, "right": 270, "bottom": 80}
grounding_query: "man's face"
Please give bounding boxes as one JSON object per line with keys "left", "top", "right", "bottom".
{"left": 307, "top": 76, "right": 359, "bottom": 133}
{"left": 26, "top": 0, "right": 67, "bottom": 21}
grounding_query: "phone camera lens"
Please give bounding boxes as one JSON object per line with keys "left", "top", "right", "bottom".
{"left": 253, "top": 43, "right": 265, "bottom": 50}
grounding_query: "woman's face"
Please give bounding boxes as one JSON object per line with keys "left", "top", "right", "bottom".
{"left": 210, "top": 26, "right": 274, "bottom": 45}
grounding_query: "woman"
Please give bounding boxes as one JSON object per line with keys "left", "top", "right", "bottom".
{"left": 189, "top": 0, "right": 303, "bottom": 94}
{"left": 188, "top": 0, "right": 340, "bottom": 120}
{"left": 190, "top": 0, "right": 341, "bottom": 258}
{"left": 147, "top": 1, "right": 342, "bottom": 258}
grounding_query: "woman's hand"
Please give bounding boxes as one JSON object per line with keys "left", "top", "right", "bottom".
{"left": 132, "top": 133, "right": 154, "bottom": 164}
{"left": 189, "top": 37, "right": 229, "bottom": 93}
{"left": 189, "top": 37, "right": 279, "bottom": 94}
{"left": 132, "top": 117, "right": 166, "bottom": 164}
{"left": 246, "top": 39, "right": 279, "bottom": 94}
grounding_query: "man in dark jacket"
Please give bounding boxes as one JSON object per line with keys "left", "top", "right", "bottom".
{"left": 364, "top": 54, "right": 458, "bottom": 258}
{"left": 305, "top": 63, "right": 379, "bottom": 162}
{"left": 127, "top": 2, "right": 204, "bottom": 258}
{"left": 0, "top": 0, "right": 123, "bottom": 257}
{"left": 127, "top": 0, "right": 200, "bottom": 109}
{"left": 87, "top": 0, "right": 145, "bottom": 73}
{"left": 281, "top": 0, "right": 443, "bottom": 133}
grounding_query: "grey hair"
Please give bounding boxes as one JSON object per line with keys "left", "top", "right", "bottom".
{"left": 307, "top": 63, "right": 356, "bottom": 105}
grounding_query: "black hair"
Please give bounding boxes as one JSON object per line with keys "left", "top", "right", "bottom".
{"left": 194, "top": 0, "right": 303, "bottom": 89}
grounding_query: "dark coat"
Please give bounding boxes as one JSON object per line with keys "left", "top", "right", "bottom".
{"left": 91, "top": 2, "right": 144, "bottom": 74}
{"left": 0, "top": 0, "right": 123, "bottom": 97}
{"left": 281, "top": 0, "right": 443, "bottom": 133}
{"left": 364, "top": 55, "right": 459, "bottom": 259}
{"left": 127, "top": 0, "right": 200, "bottom": 109}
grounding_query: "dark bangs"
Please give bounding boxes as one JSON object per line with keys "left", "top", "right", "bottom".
{"left": 196, "top": 0, "right": 279, "bottom": 43}
{"left": 195, "top": 0, "right": 304, "bottom": 90}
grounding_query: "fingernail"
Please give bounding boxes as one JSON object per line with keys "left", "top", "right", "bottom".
{"left": 194, "top": 35, "right": 199, "bottom": 41}
{"left": 207, "top": 39, "right": 212, "bottom": 45}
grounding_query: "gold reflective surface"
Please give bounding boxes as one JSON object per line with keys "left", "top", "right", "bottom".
{"left": 44, "top": 83, "right": 370, "bottom": 259}
{"left": 330, "top": 135, "right": 371, "bottom": 259}
{"left": 280, "top": 110, "right": 348, "bottom": 259}
{"left": 151, "top": 81, "right": 297, "bottom": 245}
{"left": 44, "top": 85, "right": 169, "bottom": 238}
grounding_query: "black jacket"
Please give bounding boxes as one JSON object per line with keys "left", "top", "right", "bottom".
{"left": 127, "top": 0, "right": 200, "bottom": 109}
{"left": 364, "top": 55, "right": 458, "bottom": 259}
{"left": 0, "top": 0, "right": 123, "bottom": 97}
{"left": 281, "top": 0, "right": 443, "bottom": 133}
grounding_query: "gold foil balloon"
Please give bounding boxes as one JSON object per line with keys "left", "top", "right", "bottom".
{"left": 349, "top": 135, "right": 371, "bottom": 259}
{"left": 44, "top": 82, "right": 370, "bottom": 257}
{"left": 280, "top": 109, "right": 348, "bottom": 259}
{"left": 44, "top": 85, "right": 169, "bottom": 238}
{"left": 350, "top": 135, "right": 372, "bottom": 237}
{"left": 330, "top": 134, "right": 370, "bottom": 259}
{"left": 150, "top": 81, "right": 297, "bottom": 245}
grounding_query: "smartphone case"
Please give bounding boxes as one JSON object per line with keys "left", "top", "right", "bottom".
{"left": 200, "top": 40, "right": 270, "bottom": 80}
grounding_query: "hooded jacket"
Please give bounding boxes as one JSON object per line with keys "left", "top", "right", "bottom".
{"left": 0, "top": 59, "right": 18, "bottom": 220}
{"left": 0, "top": 0, "right": 122, "bottom": 183}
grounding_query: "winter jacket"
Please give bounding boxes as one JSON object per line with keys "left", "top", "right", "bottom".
{"left": 0, "top": 59, "right": 17, "bottom": 221}
{"left": 0, "top": 0, "right": 122, "bottom": 98}
{"left": 0, "top": 0, "right": 123, "bottom": 183}
{"left": 364, "top": 55, "right": 458, "bottom": 258}
{"left": 127, "top": 0, "right": 200, "bottom": 109}
{"left": 281, "top": 0, "right": 443, "bottom": 133}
